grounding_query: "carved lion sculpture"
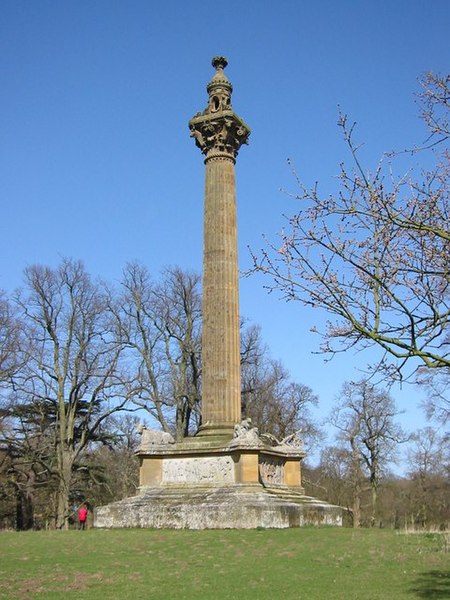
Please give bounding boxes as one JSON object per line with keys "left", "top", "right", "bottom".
{"left": 137, "top": 424, "right": 175, "bottom": 446}
{"left": 260, "top": 430, "right": 304, "bottom": 450}
{"left": 230, "top": 418, "right": 262, "bottom": 447}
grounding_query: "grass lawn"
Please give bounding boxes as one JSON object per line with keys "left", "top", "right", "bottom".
{"left": 0, "top": 527, "right": 448, "bottom": 599}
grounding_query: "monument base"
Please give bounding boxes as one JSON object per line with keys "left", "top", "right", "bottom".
{"left": 94, "top": 484, "right": 342, "bottom": 529}
{"left": 94, "top": 425, "right": 342, "bottom": 529}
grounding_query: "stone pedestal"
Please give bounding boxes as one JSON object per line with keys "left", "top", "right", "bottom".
{"left": 94, "top": 431, "right": 342, "bottom": 529}
{"left": 136, "top": 436, "right": 303, "bottom": 491}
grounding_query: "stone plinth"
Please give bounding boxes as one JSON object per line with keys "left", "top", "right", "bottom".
{"left": 94, "top": 486, "right": 342, "bottom": 530}
{"left": 94, "top": 427, "right": 343, "bottom": 529}
{"left": 136, "top": 436, "right": 304, "bottom": 490}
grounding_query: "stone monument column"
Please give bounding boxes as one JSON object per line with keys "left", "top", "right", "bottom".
{"left": 94, "top": 57, "right": 341, "bottom": 530}
{"left": 189, "top": 57, "right": 250, "bottom": 437}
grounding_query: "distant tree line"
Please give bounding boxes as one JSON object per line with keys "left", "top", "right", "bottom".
{"left": 303, "top": 381, "right": 449, "bottom": 529}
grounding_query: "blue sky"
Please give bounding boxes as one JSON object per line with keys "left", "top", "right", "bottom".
{"left": 1, "top": 1, "right": 449, "bottom": 467}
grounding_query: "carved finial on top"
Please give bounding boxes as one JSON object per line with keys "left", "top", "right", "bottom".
{"left": 189, "top": 57, "right": 250, "bottom": 162}
{"left": 212, "top": 56, "right": 228, "bottom": 71}
{"left": 207, "top": 56, "right": 232, "bottom": 97}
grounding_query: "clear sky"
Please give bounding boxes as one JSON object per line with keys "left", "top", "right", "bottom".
{"left": 1, "top": 1, "right": 449, "bottom": 468}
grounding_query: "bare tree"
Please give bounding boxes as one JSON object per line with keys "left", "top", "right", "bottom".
{"left": 81, "top": 414, "right": 140, "bottom": 509}
{"left": 303, "top": 446, "right": 353, "bottom": 517}
{"left": 11, "top": 259, "right": 128, "bottom": 528}
{"left": 418, "top": 369, "right": 450, "bottom": 426}
{"left": 241, "top": 325, "right": 322, "bottom": 449}
{"left": 407, "top": 427, "right": 449, "bottom": 479}
{"left": 116, "top": 263, "right": 202, "bottom": 439}
{"left": 405, "top": 426, "right": 450, "bottom": 528}
{"left": 0, "top": 291, "right": 22, "bottom": 383}
{"left": 115, "top": 263, "right": 171, "bottom": 432}
{"left": 251, "top": 73, "right": 450, "bottom": 389}
{"left": 419, "top": 72, "right": 449, "bottom": 147}
{"left": 330, "top": 380, "right": 406, "bottom": 527}
{"left": 154, "top": 267, "right": 202, "bottom": 438}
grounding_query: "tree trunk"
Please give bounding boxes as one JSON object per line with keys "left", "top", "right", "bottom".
{"left": 350, "top": 437, "right": 361, "bottom": 528}
{"left": 55, "top": 447, "right": 74, "bottom": 529}
{"left": 16, "top": 489, "right": 34, "bottom": 531}
{"left": 352, "top": 485, "right": 361, "bottom": 529}
{"left": 370, "top": 483, "right": 378, "bottom": 527}
{"left": 15, "top": 469, "right": 36, "bottom": 530}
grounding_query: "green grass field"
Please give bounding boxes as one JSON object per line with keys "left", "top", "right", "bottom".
{"left": 0, "top": 528, "right": 448, "bottom": 599}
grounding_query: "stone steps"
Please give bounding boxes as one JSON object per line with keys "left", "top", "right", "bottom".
{"left": 262, "top": 485, "right": 335, "bottom": 506}
{"left": 94, "top": 484, "right": 343, "bottom": 529}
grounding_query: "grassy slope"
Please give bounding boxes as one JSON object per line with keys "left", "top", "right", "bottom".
{"left": 0, "top": 528, "right": 448, "bottom": 599}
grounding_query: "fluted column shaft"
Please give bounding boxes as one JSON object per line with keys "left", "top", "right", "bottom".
{"left": 200, "top": 156, "right": 241, "bottom": 434}
{"left": 189, "top": 56, "right": 250, "bottom": 437}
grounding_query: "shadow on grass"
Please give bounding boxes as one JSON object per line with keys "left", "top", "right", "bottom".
{"left": 411, "top": 570, "right": 450, "bottom": 598}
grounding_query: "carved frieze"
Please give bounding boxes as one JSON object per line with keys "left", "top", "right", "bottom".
{"left": 259, "top": 455, "right": 285, "bottom": 486}
{"left": 162, "top": 456, "right": 235, "bottom": 485}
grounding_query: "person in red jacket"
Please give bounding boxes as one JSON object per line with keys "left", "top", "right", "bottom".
{"left": 78, "top": 504, "right": 88, "bottom": 530}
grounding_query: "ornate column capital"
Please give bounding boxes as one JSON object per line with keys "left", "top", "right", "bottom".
{"left": 189, "top": 57, "right": 250, "bottom": 163}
